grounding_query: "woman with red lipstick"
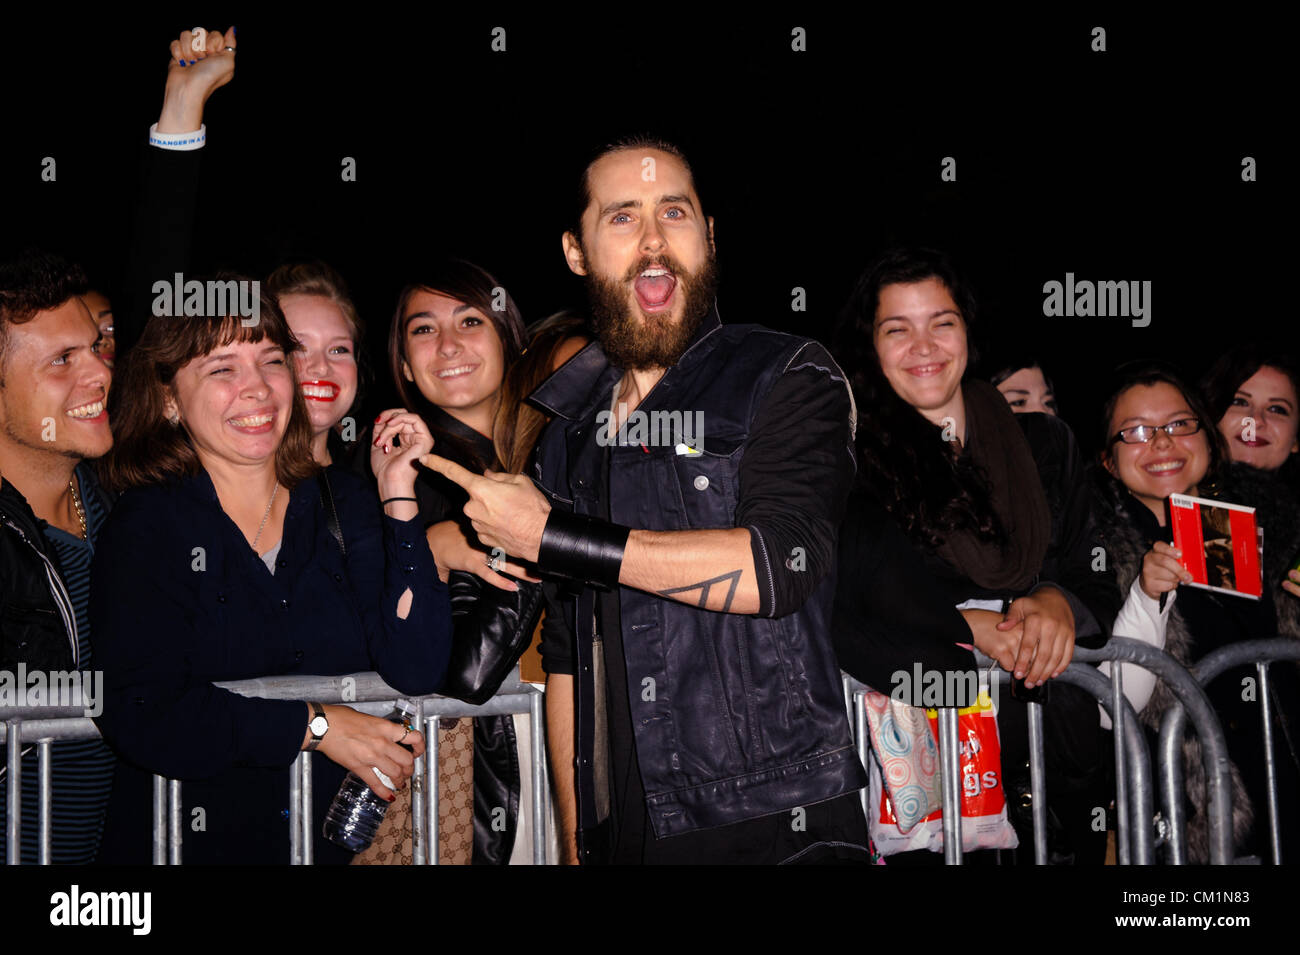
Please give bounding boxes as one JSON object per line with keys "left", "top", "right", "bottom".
{"left": 832, "top": 247, "right": 1120, "bottom": 863}
{"left": 1201, "top": 347, "right": 1300, "bottom": 601}
{"left": 89, "top": 286, "right": 453, "bottom": 864}
{"left": 1203, "top": 347, "right": 1300, "bottom": 475}
{"left": 1092, "top": 362, "right": 1300, "bottom": 861}
{"left": 267, "top": 262, "right": 368, "bottom": 470}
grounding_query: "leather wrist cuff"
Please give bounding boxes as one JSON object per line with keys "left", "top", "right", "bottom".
{"left": 537, "top": 510, "right": 630, "bottom": 590}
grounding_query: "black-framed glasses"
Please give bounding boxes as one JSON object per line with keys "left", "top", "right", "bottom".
{"left": 1110, "top": 417, "right": 1201, "bottom": 445}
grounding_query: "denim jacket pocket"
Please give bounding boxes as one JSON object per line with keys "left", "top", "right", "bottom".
{"left": 667, "top": 434, "right": 744, "bottom": 529}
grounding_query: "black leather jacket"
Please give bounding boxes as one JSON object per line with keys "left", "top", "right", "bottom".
{"left": 443, "top": 569, "right": 546, "bottom": 865}
{"left": 0, "top": 478, "right": 77, "bottom": 673}
{"left": 530, "top": 307, "right": 868, "bottom": 842}
{"left": 443, "top": 570, "right": 546, "bottom": 705}
{"left": 411, "top": 409, "right": 536, "bottom": 865}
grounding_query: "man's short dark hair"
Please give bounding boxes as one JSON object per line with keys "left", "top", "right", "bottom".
{"left": 572, "top": 136, "right": 698, "bottom": 242}
{"left": 0, "top": 250, "right": 89, "bottom": 376}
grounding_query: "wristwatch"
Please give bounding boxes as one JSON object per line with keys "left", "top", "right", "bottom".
{"left": 306, "top": 702, "right": 329, "bottom": 751}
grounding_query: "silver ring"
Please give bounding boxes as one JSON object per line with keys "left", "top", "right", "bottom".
{"left": 224, "top": 46, "right": 236, "bottom": 52}
{"left": 487, "top": 553, "right": 504, "bottom": 572}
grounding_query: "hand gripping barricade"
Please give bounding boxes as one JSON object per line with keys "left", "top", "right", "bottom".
{"left": 843, "top": 635, "right": 1252, "bottom": 865}
{"left": 7, "top": 642, "right": 1295, "bottom": 865}
{"left": 2, "top": 667, "right": 552, "bottom": 865}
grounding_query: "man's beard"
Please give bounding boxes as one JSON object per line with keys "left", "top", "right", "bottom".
{"left": 583, "top": 250, "right": 719, "bottom": 371}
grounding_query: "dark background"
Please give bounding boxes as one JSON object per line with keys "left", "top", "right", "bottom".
{"left": 2, "top": 11, "right": 1285, "bottom": 457}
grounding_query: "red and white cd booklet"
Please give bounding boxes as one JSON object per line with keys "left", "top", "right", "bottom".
{"left": 1168, "top": 493, "right": 1262, "bottom": 600}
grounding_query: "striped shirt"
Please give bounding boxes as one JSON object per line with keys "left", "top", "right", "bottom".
{"left": 0, "top": 465, "right": 116, "bottom": 865}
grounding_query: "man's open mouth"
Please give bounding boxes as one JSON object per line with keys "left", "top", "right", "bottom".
{"left": 634, "top": 266, "right": 677, "bottom": 311}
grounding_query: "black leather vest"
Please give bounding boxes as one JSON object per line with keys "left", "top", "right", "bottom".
{"left": 530, "top": 307, "right": 867, "bottom": 839}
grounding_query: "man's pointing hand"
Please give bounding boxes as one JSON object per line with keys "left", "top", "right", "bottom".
{"left": 420, "top": 453, "right": 552, "bottom": 563}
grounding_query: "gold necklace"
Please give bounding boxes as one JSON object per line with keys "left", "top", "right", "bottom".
{"left": 68, "top": 477, "right": 87, "bottom": 540}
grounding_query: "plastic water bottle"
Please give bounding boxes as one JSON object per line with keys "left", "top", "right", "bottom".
{"left": 322, "top": 700, "right": 417, "bottom": 852}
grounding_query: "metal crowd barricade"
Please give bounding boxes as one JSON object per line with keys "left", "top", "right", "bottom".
{"left": 841, "top": 636, "right": 1238, "bottom": 865}
{"left": 2, "top": 668, "right": 551, "bottom": 866}
{"left": 841, "top": 672, "right": 982, "bottom": 865}
{"left": 1072, "top": 637, "right": 1240, "bottom": 864}
{"left": 1156, "top": 637, "right": 1300, "bottom": 865}
{"left": 1, "top": 699, "right": 94, "bottom": 866}
{"left": 841, "top": 662, "right": 1153, "bottom": 865}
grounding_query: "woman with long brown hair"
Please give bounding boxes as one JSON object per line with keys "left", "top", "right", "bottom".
{"left": 386, "top": 264, "right": 587, "bottom": 863}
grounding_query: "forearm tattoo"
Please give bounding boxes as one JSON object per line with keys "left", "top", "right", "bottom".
{"left": 658, "top": 569, "right": 743, "bottom": 611}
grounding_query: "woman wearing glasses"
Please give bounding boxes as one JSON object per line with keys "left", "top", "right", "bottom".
{"left": 1092, "top": 363, "right": 1300, "bottom": 862}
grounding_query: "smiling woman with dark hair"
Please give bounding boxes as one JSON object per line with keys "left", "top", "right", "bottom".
{"left": 1201, "top": 345, "right": 1300, "bottom": 475}
{"left": 831, "top": 247, "right": 1120, "bottom": 863}
{"left": 1090, "top": 360, "right": 1300, "bottom": 862}
{"left": 381, "top": 259, "right": 574, "bottom": 865}
{"left": 90, "top": 287, "right": 452, "bottom": 864}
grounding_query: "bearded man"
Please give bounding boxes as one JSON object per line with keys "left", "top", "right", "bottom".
{"left": 425, "top": 138, "right": 869, "bottom": 864}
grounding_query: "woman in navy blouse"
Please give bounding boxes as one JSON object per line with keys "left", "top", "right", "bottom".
{"left": 90, "top": 284, "right": 452, "bottom": 864}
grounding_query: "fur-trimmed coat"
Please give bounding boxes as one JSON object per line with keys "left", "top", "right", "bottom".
{"left": 1231, "top": 462, "right": 1300, "bottom": 638}
{"left": 1091, "top": 463, "right": 1300, "bottom": 862}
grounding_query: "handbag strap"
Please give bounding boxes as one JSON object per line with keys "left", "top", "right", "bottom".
{"left": 319, "top": 469, "right": 346, "bottom": 558}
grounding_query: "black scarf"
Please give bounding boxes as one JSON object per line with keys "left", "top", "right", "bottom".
{"left": 935, "top": 379, "right": 1051, "bottom": 591}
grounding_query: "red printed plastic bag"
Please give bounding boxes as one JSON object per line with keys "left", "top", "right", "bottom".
{"left": 866, "top": 688, "right": 1018, "bottom": 855}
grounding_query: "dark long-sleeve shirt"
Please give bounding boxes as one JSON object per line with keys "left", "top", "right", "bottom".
{"left": 834, "top": 411, "right": 1119, "bottom": 698}
{"left": 91, "top": 467, "right": 451, "bottom": 864}
{"left": 833, "top": 411, "right": 1119, "bottom": 848}
{"left": 833, "top": 489, "right": 980, "bottom": 697}
{"left": 115, "top": 144, "right": 202, "bottom": 355}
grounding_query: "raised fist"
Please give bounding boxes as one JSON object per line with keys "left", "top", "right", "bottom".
{"left": 158, "top": 27, "right": 237, "bottom": 134}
